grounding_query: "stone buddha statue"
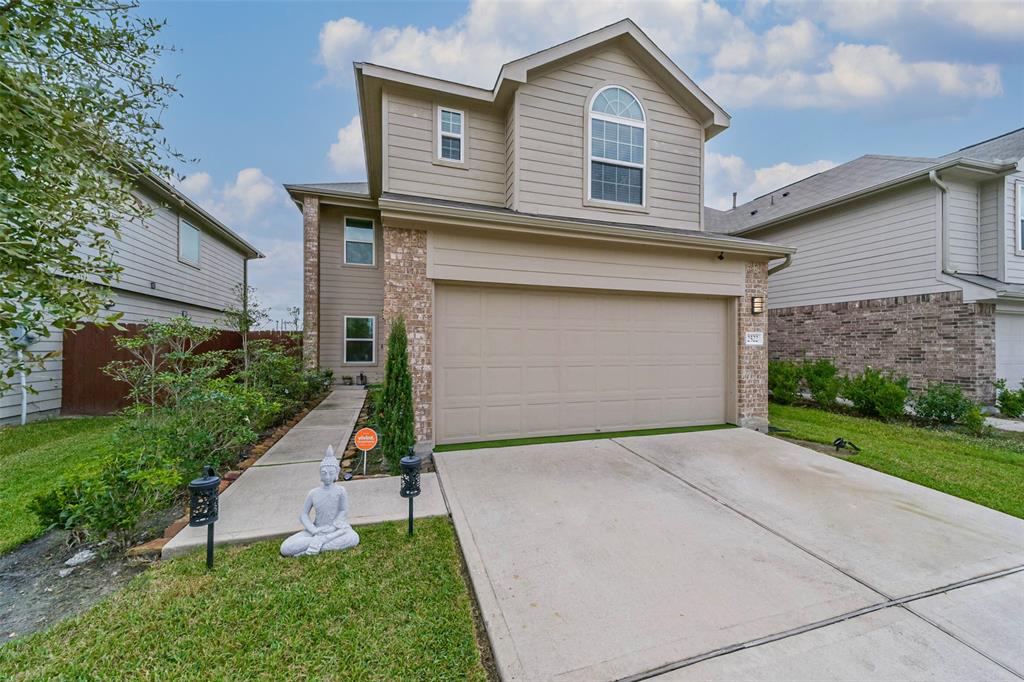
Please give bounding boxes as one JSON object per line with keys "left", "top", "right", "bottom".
{"left": 280, "top": 446, "right": 360, "bottom": 557}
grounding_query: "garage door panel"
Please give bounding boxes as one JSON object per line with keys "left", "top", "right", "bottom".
{"left": 436, "top": 285, "right": 729, "bottom": 444}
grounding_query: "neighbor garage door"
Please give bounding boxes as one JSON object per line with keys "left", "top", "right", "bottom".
{"left": 996, "top": 312, "right": 1024, "bottom": 388}
{"left": 435, "top": 284, "right": 729, "bottom": 444}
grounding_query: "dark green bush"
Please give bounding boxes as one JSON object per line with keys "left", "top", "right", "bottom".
{"left": 994, "top": 379, "right": 1024, "bottom": 419}
{"left": 913, "top": 383, "right": 972, "bottom": 425}
{"left": 803, "top": 358, "right": 840, "bottom": 408}
{"left": 768, "top": 360, "right": 802, "bottom": 404}
{"left": 842, "top": 367, "right": 910, "bottom": 419}
{"left": 381, "top": 317, "right": 415, "bottom": 474}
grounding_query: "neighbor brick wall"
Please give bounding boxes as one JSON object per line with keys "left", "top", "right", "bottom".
{"left": 738, "top": 261, "right": 769, "bottom": 428}
{"left": 302, "top": 196, "right": 320, "bottom": 370}
{"left": 768, "top": 291, "right": 996, "bottom": 402}
{"left": 382, "top": 226, "right": 433, "bottom": 443}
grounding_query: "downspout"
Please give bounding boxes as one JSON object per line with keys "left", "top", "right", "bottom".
{"left": 767, "top": 253, "right": 792, "bottom": 276}
{"left": 928, "top": 170, "right": 951, "bottom": 273}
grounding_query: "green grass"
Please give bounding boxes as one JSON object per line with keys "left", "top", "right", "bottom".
{"left": 434, "top": 423, "right": 735, "bottom": 452}
{"left": 0, "top": 417, "right": 120, "bottom": 553}
{"left": 769, "top": 404, "right": 1024, "bottom": 518}
{"left": 0, "top": 518, "right": 488, "bottom": 681}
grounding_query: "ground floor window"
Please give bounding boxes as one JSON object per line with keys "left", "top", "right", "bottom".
{"left": 344, "top": 316, "right": 375, "bottom": 364}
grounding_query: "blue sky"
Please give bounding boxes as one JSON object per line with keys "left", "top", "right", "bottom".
{"left": 141, "top": 0, "right": 1023, "bottom": 324}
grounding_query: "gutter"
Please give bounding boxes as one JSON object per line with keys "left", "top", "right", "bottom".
{"left": 928, "top": 169, "right": 952, "bottom": 274}
{"left": 767, "top": 253, "right": 792, "bottom": 276}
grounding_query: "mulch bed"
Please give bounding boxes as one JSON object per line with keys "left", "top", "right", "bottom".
{"left": 340, "top": 392, "right": 434, "bottom": 478}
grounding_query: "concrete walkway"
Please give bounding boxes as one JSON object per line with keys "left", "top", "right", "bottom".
{"left": 163, "top": 387, "right": 446, "bottom": 559}
{"left": 988, "top": 416, "right": 1024, "bottom": 432}
{"left": 436, "top": 428, "right": 1024, "bottom": 681}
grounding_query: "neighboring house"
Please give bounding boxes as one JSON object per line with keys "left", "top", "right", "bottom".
{"left": 286, "top": 20, "right": 793, "bottom": 448}
{"left": 0, "top": 172, "right": 263, "bottom": 424}
{"left": 707, "top": 128, "right": 1024, "bottom": 403}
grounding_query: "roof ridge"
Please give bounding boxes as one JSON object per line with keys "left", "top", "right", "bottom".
{"left": 955, "top": 126, "right": 1024, "bottom": 153}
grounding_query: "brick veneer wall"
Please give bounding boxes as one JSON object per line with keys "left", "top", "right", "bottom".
{"left": 382, "top": 226, "right": 433, "bottom": 443}
{"left": 302, "top": 196, "right": 320, "bottom": 370}
{"left": 768, "top": 291, "right": 996, "bottom": 402}
{"left": 738, "top": 261, "right": 769, "bottom": 428}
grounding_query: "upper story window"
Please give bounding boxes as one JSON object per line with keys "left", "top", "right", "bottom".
{"left": 588, "top": 86, "right": 645, "bottom": 206}
{"left": 438, "top": 106, "right": 464, "bottom": 162}
{"left": 344, "top": 217, "right": 375, "bottom": 266}
{"left": 178, "top": 218, "right": 200, "bottom": 266}
{"left": 1018, "top": 183, "right": 1023, "bottom": 252}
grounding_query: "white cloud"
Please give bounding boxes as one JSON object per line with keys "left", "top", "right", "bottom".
{"left": 816, "top": 0, "right": 1024, "bottom": 40}
{"left": 217, "top": 168, "right": 281, "bottom": 220}
{"left": 318, "top": 0, "right": 1004, "bottom": 112}
{"left": 177, "top": 171, "right": 212, "bottom": 196}
{"left": 328, "top": 115, "right": 366, "bottom": 178}
{"left": 705, "top": 152, "right": 836, "bottom": 209}
{"left": 706, "top": 43, "right": 1001, "bottom": 108}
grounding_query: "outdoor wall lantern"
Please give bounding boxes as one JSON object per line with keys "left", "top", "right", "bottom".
{"left": 188, "top": 465, "right": 221, "bottom": 569}
{"left": 751, "top": 296, "right": 765, "bottom": 315}
{"left": 399, "top": 448, "right": 422, "bottom": 536}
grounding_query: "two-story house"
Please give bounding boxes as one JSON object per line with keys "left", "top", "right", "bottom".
{"left": 0, "top": 171, "right": 263, "bottom": 424}
{"left": 287, "top": 20, "right": 793, "bottom": 447}
{"left": 707, "top": 128, "right": 1024, "bottom": 403}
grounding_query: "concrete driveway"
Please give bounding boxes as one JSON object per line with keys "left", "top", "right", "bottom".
{"left": 434, "top": 428, "right": 1024, "bottom": 681}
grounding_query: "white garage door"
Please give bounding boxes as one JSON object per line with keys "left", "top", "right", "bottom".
{"left": 996, "top": 312, "right": 1024, "bottom": 388}
{"left": 435, "top": 284, "right": 729, "bottom": 444}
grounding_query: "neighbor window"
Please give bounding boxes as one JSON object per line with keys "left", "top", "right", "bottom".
{"left": 588, "top": 86, "right": 645, "bottom": 206}
{"left": 438, "top": 106, "right": 464, "bottom": 162}
{"left": 344, "top": 217, "right": 375, "bottom": 265}
{"left": 344, "top": 316, "right": 375, "bottom": 364}
{"left": 1018, "top": 183, "right": 1023, "bottom": 251}
{"left": 178, "top": 219, "right": 200, "bottom": 265}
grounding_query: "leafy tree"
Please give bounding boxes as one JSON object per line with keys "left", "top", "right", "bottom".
{"left": 381, "top": 316, "right": 414, "bottom": 473}
{"left": 219, "top": 284, "right": 269, "bottom": 385}
{"left": 1, "top": 0, "right": 180, "bottom": 392}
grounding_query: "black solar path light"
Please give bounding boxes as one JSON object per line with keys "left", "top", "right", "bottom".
{"left": 399, "top": 448, "right": 422, "bottom": 536}
{"left": 188, "top": 466, "right": 221, "bottom": 569}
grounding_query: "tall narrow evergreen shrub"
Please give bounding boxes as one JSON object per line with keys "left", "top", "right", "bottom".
{"left": 381, "top": 316, "right": 415, "bottom": 473}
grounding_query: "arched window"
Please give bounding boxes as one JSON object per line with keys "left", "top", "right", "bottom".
{"left": 589, "top": 86, "right": 645, "bottom": 206}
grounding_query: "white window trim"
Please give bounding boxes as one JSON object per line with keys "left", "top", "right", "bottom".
{"left": 586, "top": 85, "right": 647, "bottom": 209}
{"left": 343, "top": 315, "right": 376, "bottom": 365}
{"left": 343, "top": 216, "right": 376, "bottom": 267}
{"left": 437, "top": 105, "right": 465, "bottom": 163}
{"left": 1017, "top": 181, "right": 1023, "bottom": 255}
{"left": 177, "top": 217, "right": 201, "bottom": 268}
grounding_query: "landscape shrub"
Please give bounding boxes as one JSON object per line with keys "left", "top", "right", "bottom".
{"left": 366, "top": 382, "right": 385, "bottom": 425}
{"left": 33, "top": 315, "right": 331, "bottom": 547}
{"left": 961, "top": 404, "right": 989, "bottom": 437}
{"left": 381, "top": 316, "right": 415, "bottom": 474}
{"left": 913, "top": 383, "right": 973, "bottom": 425}
{"left": 841, "top": 367, "right": 910, "bottom": 419}
{"left": 994, "top": 379, "right": 1024, "bottom": 419}
{"left": 802, "top": 359, "right": 840, "bottom": 408}
{"left": 768, "top": 360, "right": 802, "bottom": 404}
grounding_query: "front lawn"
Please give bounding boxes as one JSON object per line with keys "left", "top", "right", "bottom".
{"left": 0, "top": 517, "right": 489, "bottom": 681}
{"left": 0, "top": 417, "right": 119, "bottom": 553}
{"left": 769, "top": 404, "right": 1024, "bottom": 519}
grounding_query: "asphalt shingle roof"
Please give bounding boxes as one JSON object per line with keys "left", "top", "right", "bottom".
{"left": 285, "top": 181, "right": 369, "bottom": 196}
{"left": 707, "top": 128, "right": 1024, "bottom": 235}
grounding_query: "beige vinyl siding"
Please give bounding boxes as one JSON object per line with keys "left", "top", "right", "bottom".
{"left": 760, "top": 182, "right": 956, "bottom": 309}
{"left": 979, "top": 179, "right": 1001, "bottom": 279}
{"left": 515, "top": 45, "right": 703, "bottom": 230}
{"left": 319, "top": 206, "right": 385, "bottom": 382}
{"left": 427, "top": 227, "right": 745, "bottom": 296}
{"left": 1006, "top": 172, "right": 1024, "bottom": 283}
{"left": 384, "top": 89, "right": 506, "bottom": 206}
{"left": 946, "top": 179, "right": 979, "bottom": 274}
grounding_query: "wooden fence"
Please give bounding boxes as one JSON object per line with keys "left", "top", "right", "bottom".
{"left": 61, "top": 324, "right": 301, "bottom": 415}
